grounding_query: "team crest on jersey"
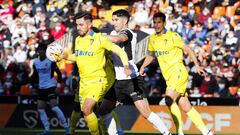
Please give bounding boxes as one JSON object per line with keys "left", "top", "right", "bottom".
{"left": 164, "top": 39, "right": 168, "bottom": 45}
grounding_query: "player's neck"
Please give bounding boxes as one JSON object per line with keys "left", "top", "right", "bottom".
{"left": 156, "top": 28, "right": 166, "bottom": 36}
{"left": 40, "top": 56, "right": 46, "bottom": 61}
{"left": 118, "top": 25, "right": 128, "bottom": 33}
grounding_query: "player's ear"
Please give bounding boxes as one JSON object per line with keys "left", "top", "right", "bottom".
{"left": 123, "top": 18, "right": 128, "bottom": 25}
{"left": 163, "top": 21, "right": 166, "bottom": 26}
{"left": 87, "top": 20, "right": 92, "bottom": 29}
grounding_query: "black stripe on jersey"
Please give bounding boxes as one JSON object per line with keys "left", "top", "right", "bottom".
{"left": 118, "top": 29, "right": 133, "bottom": 60}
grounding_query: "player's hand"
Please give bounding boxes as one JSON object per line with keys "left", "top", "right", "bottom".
{"left": 62, "top": 51, "right": 68, "bottom": 60}
{"left": 196, "top": 65, "right": 206, "bottom": 77}
{"left": 139, "top": 66, "right": 146, "bottom": 76}
{"left": 124, "top": 65, "right": 131, "bottom": 76}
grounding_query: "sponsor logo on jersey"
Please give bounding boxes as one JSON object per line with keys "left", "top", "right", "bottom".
{"left": 75, "top": 50, "right": 94, "bottom": 56}
{"left": 154, "top": 50, "right": 169, "bottom": 57}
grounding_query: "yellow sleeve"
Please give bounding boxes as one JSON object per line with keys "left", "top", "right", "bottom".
{"left": 100, "top": 35, "right": 129, "bottom": 66}
{"left": 172, "top": 32, "right": 184, "bottom": 48}
{"left": 148, "top": 35, "right": 154, "bottom": 52}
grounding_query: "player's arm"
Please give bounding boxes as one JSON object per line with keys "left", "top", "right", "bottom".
{"left": 182, "top": 45, "right": 206, "bottom": 76}
{"left": 30, "top": 64, "right": 39, "bottom": 87}
{"left": 139, "top": 51, "right": 155, "bottom": 76}
{"left": 102, "top": 38, "right": 131, "bottom": 76}
{"left": 63, "top": 51, "right": 77, "bottom": 62}
{"left": 109, "top": 45, "right": 131, "bottom": 75}
{"left": 52, "top": 62, "right": 62, "bottom": 83}
{"left": 106, "top": 34, "right": 128, "bottom": 43}
{"left": 140, "top": 35, "right": 155, "bottom": 76}
{"left": 107, "top": 30, "right": 131, "bottom": 43}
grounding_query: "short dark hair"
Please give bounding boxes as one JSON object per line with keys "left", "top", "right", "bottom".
{"left": 153, "top": 12, "right": 166, "bottom": 22}
{"left": 75, "top": 12, "right": 92, "bottom": 22}
{"left": 112, "top": 9, "right": 130, "bottom": 22}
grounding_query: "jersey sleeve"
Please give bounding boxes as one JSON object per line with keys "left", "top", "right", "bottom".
{"left": 119, "top": 29, "right": 132, "bottom": 43}
{"left": 148, "top": 35, "right": 154, "bottom": 52}
{"left": 172, "top": 32, "right": 184, "bottom": 48}
{"left": 99, "top": 34, "right": 116, "bottom": 50}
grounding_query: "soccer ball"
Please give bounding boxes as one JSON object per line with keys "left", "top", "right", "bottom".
{"left": 46, "top": 42, "right": 64, "bottom": 62}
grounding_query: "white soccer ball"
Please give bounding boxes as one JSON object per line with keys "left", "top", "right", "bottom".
{"left": 46, "top": 42, "right": 64, "bottom": 62}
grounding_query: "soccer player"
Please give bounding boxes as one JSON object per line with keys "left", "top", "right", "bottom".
{"left": 69, "top": 27, "right": 118, "bottom": 135}
{"left": 64, "top": 12, "right": 130, "bottom": 135}
{"left": 139, "top": 12, "right": 214, "bottom": 135}
{"left": 99, "top": 9, "right": 171, "bottom": 135}
{"left": 31, "top": 44, "right": 70, "bottom": 135}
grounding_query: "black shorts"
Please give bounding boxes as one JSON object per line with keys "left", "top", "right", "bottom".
{"left": 38, "top": 87, "right": 57, "bottom": 101}
{"left": 114, "top": 76, "right": 146, "bottom": 102}
{"left": 103, "top": 85, "right": 117, "bottom": 102}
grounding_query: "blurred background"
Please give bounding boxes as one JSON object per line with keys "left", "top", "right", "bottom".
{"left": 0, "top": 0, "right": 240, "bottom": 134}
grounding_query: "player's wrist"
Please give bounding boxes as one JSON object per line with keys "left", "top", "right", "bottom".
{"left": 124, "top": 65, "right": 130, "bottom": 69}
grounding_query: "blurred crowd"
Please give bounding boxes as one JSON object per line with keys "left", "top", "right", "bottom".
{"left": 0, "top": 0, "right": 239, "bottom": 99}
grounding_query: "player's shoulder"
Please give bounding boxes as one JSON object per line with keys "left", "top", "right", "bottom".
{"left": 120, "top": 28, "right": 134, "bottom": 37}
{"left": 95, "top": 32, "right": 109, "bottom": 42}
{"left": 167, "top": 31, "right": 180, "bottom": 37}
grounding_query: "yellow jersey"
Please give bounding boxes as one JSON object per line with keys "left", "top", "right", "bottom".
{"left": 74, "top": 32, "right": 116, "bottom": 79}
{"left": 148, "top": 30, "right": 186, "bottom": 80}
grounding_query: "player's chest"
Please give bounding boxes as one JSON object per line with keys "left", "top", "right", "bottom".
{"left": 151, "top": 37, "right": 174, "bottom": 52}
{"left": 75, "top": 39, "right": 102, "bottom": 57}
{"left": 35, "top": 61, "right": 51, "bottom": 73}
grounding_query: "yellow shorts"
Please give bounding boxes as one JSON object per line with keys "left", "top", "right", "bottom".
{"left": 79, "top": 77, "right": 108, "bottom": 108}
{"left": 166, "top": 66, "right": 188, "bottom": 96}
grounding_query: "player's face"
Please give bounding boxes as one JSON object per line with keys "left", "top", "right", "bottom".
{"left": 76, "top": 18, "right": 92, "bottom": 36}
{"left": 38, "top": 48, "right": 46, "bottom": 59}
{"left": 153, "top": 17, "right": 166, "bottom": 34}
{"left": 112, "top": 15, "right": 126, "bottom": 32}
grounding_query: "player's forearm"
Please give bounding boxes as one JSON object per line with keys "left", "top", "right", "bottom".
{"left": 63, "top": 53, "right": 76, "bottom": 62}
{"left": 142, "top": 54, "right": 154, "bottom": 68}
{"left": 190, "top": 52, "right": 200, "bottom": 67}
{"left": 110, "top": 45, "right": 129, "bottom": 66}
{"left": 107, "top": 35, "right": 127, "bottom": 43}
{"left": 185, "top": 47, "right": 200, "bottom": 67}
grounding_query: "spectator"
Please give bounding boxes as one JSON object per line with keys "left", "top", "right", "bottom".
{"left": 13, "top": 44, "right": 27, "bottom": 64}
{"left": 181, "top": 20, "right": 196, "bottom": 43}
{"left": 223, "top": 30, "right": 238, "bottom": 50}
{"left": 133, "top": 3, "right": 149, "bottom": 27}
{"left": 50, "top": 22, "right": 66, "bottom": 40}
{"left": 32, "top": 0, "right": 46, "bottom": 15}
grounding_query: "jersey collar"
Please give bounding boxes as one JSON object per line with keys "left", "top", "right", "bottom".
{"left": 163, "top": 28, "right": 167, "bottom": 34}
{"left": 89, "top": 30, "right": 94, "bottom": 36}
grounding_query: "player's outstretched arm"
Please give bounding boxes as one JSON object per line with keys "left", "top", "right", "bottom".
{"left": 62, "top": 51, "right": 76, "bottom": 62}
{"left": 106, "top": 34, "right": 128, "bottom": 43}
{"left": 104, "top": 43, "right": 131, "bottom": 76}
{"left": 139, "top": 51, "right": 155, "bottom": 76}
{"left": 182, "top": 45, "right": 206, "bottom": 77}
